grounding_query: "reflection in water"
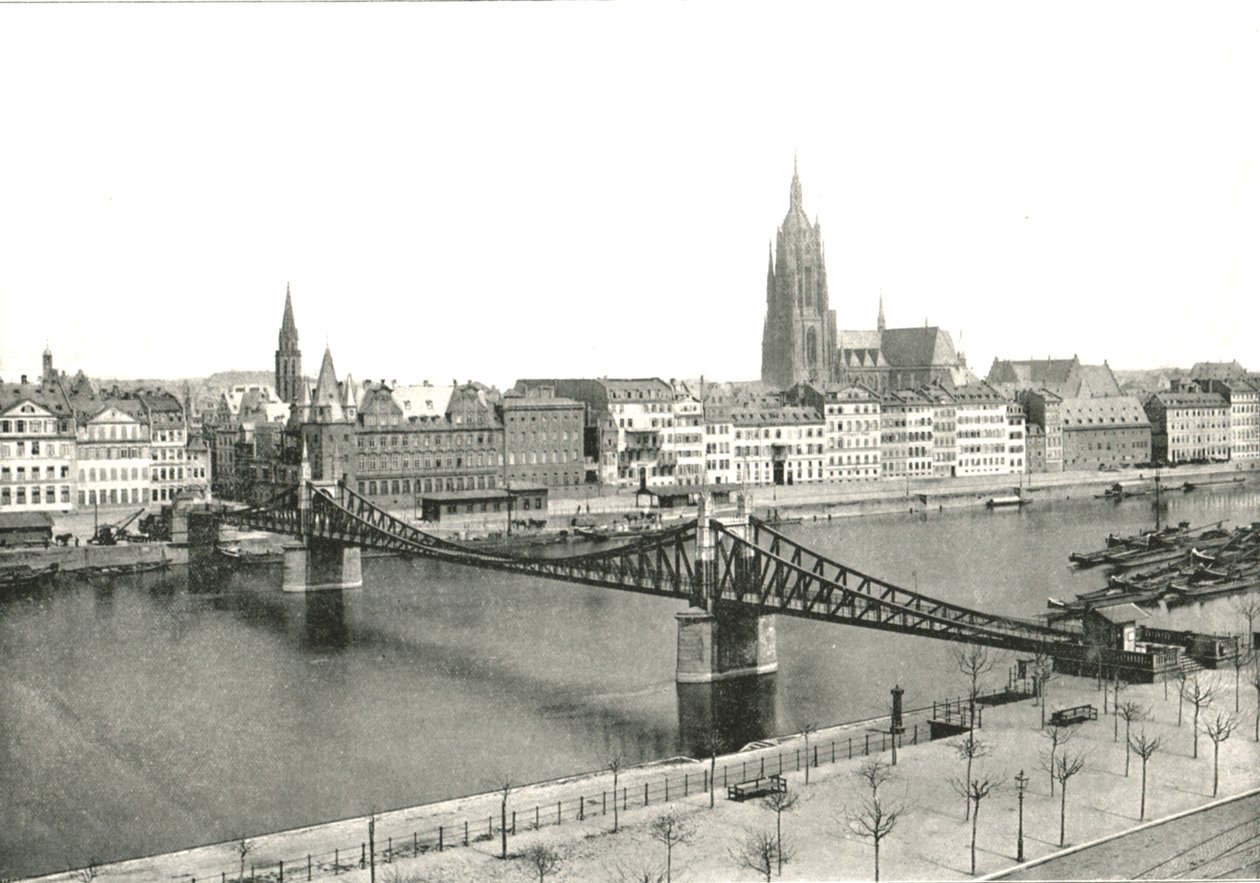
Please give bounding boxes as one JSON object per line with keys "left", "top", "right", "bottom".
{"left": 677, "top": 675, "right": 779, "bottom": 755}
{"left": 301, "top": 590, "right": 349, "bottom": 651}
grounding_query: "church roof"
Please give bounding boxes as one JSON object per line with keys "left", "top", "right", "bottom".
{"left": 879, "top": 327, "right": 959, "bottom": 368}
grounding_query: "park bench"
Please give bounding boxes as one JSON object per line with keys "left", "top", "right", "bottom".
{"left": 1049, "top": 704, "right": 1098, "bottom": 726}
{"left": 727, "top": 774, "right": 787, "bottom": 802}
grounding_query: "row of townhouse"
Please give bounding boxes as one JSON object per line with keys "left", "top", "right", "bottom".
{"left": 514, "top": 377, "right": 1027, "bottom": 490}
{"left": 0, "top": 352, "right": 211, "bottom": 513}
{"left": 1016, "top": 377, "right": 1259, "bottom": 471}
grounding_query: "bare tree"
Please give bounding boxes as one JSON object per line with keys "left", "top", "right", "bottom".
{"left": 649, "top": 810, "right": 692, "bottom": 883}
{"left": 367, "top": 809, "right": 378, "bottom": 883}
{"left": 1052, "top": 750, "right": 1087, "bottom": 847}
{"left": 608, "top": 756, "right": 623, "bottom": 832}
{"left": 233, "top": 835, "right": 252, "bottom": 883}
{"left": 800, "top": 721, "right": 819, "bottom": 783}
{"left": 1040, "top": 723, "right": 1074, "bottom": 797}
{"left": 698, "top": 728, "right": 723, "bottom": 809}
{"left": 733, "top": 829, "right": 791, "bottom": 882}
{"left": 951, "top": 776, "right": 1002, "bottom": 876}
{"left": 1128, "top": 730, "right": 1162, "bottom": 821}
{"left": 612, "top": 861, "right": 667, "bottom": 883}
{"left": 1110, "top": 673, "right": 1125, "bottom": 741}
{"left": 1030, "top": 653, "right": 1055, "bottom": 728}
{"left": 1229, "top": 644, "right": 1249, "bottom": 715}
{"left": 953, "top": 732, "right": 992, "bottom": 820}
{"left": 848, "top": 792, "right": 905, "bottom": 882}
{"left": 760, "top": 789, "right": 798, "bottom": 876}
{"left": 953, "top": 645, "right": 996, "bottom": 728}
{"left": 1202, "top": 712, "right": 1238, "bottom": 797}
{"left": 1229, "top": 589, "right": 1260, "bottom": 650}
{"left": 1175, "top": 669, "right": 1188, "bottom": 726}
{"left": 1250, "top": 658, "right": 1260, "bottom": 742}
{"left": 520, "top": 844, "right": 563, "bottom": 883}
{"left": 1117, "top": 700, "right": 1147, "bottom": 776}
{"left": 1182, "top": 676, "right": 1217, "bottom": 758}
{"left": 496, "top": 779, "right": 514, "bottom": 860}
{"left": 857, "top": 756, "right": 896, "bottom": 799}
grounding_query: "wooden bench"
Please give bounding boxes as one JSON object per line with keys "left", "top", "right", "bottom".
{"left": 727, "top": 774, "right": 787, "bottom": 802}
{"left": 1049, "top": 704, "right": 1098, "bottom": 726}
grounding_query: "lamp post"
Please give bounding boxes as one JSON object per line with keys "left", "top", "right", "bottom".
{"left": 1014, "top": 769, "right": 1028, "bottom": 862}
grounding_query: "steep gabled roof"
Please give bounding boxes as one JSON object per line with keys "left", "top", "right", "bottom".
{"left": 879, "top": 327, "right": 959, "bottom": 368}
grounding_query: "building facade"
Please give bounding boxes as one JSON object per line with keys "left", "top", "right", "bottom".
{"left": 0, "top": 381, "right": 76, "bottom": 513}
{"left": 353, "top": 381, "right": 504, "bottom": 510}
{"left": 76, "top": 402, "right": 151, "bottom": 508}
{"left": 760, "top": 162, "right": 837, "bottom": 389}
{"left": 1144, "top": 390, "right": 1231, "bottom": 464}
{"left": 1197, "top": 378, "right": 1259, "bottom": 461}
{"left": 951, "top": 383, "right": 1013, "bottom": 476}
{"left": 502, "top": 388, "right": 585, "bottom": 488}
{"left": 668, "top": 394, "right": 706, "bottom": 486}
{"left": 1059, "top": 396, "right": 1152, "bottom": 470}
{"left": 1018, "top": 389, "right": 1064, "bottom": 472}
{"left": 731, "top": 406, "right": 827, "bottom": 486}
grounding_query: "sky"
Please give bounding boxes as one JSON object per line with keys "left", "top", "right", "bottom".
{"left": 0, "top": 2, "right": 1257, "bottom": 390}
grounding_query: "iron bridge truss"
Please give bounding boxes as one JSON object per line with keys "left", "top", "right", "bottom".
{"left": 225, "top": 483, "right": 1083, "bottom": 654}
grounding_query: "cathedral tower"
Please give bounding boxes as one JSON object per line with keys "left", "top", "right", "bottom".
{"left": 760, "top": 161, "right": 837, "bottom": 389}
{"left": 275, "top": 284, "right": 302, "bottom": 404}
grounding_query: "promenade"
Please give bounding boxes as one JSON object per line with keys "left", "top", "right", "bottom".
{"left": 25, "top": 672, "right": 1260, "bottom": 882}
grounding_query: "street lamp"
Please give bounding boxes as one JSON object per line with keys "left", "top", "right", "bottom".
{"left": 1014, "top": 769, "right": 1029, "bottom": 862}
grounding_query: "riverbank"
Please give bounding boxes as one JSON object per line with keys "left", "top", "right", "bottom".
{"left": 0, "top": 539, "right": 186, "bottom": 573}
{"left": 24, "top": 672, "right": 1260, "bottom": 882}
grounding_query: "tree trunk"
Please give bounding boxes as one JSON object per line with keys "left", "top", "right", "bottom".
{"left": 1213, "top": 743, "right": 1220, "bottom": 797}
{"left": 1193, "top": 708, "right": 1200, "bottom": 758}
{"left": 1059, "top": 782, "right": 1068, "bottom": 847}
{"left": 1140, "top": 762, "right": 1147, "bottom": 820}
{"left": 873, "top": 836, "right": 880, "bottom": 882}
{"left": 970, "top": 803, "right": 979, "bottom": 876}
{"left": 776, "top": 811, "right": 783, "bottom": 876}
{"left": 500, "top": 799, "right": 508, "bottom": 859}
{"left": 1124, "top": 723, "right": 1131, "bottom": 777}
{"left": 964, "top": 753, "right": 974, "bottom": 820}
{"left": 1048, "top": 747, "right": 1056, "bottom": 797}
{"left": 709, "top": 754, "right": 716, "bottom": 808}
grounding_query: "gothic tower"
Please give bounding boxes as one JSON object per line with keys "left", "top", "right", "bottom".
{"left": 275, "top": 284, "right": 302, "bottom": 404}
{"left": 760, "top": 161, "right": 838, "bottom": 389}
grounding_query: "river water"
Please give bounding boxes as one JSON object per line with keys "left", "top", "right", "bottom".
{"left": 3, "top": 486, "right": 1257, "bottom": 878}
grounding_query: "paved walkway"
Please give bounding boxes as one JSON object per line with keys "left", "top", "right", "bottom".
{"left": 992, "top": 789, "right": 1260, "bottom": 880}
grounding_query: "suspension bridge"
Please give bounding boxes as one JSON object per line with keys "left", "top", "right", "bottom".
{"left": 218, "top": 474, "right": 1096, "bottom": 682}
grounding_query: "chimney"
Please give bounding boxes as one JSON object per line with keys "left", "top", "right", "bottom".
{"left": 20, "top": 374, "right": 28, "bottom": 384}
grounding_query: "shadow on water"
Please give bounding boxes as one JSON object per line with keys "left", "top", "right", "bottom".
{"left": 299, "top": 589, "right": 350, "bottom": 651}
{"left": 677, "top": 674, "right": 779, "bottom": 755}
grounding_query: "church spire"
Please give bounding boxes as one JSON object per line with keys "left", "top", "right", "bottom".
{"left": 877, "top": 292, "right": 886, "bottom": 333}
{"left": 275, "top": 283, "right": 303, "bottom": 405}
{"left": 789, "top": 155, "right": 803, "bottom": 210}
{"left": 280, "top": 283, "right": 298, "bottom": 342}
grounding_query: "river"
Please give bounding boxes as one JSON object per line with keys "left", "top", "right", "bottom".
{"left": 2, "top": 485, "right": 1257, "bottom": 878}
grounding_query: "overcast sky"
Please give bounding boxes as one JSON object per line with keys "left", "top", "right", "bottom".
{"left": 1, "top": 2, "right": 1257, "bottom": 389}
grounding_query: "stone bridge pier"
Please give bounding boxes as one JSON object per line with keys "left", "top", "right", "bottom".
{"left": 282, "top": 478, "right": 362, "bottom": 592}
{"left": 675, "top": 492, "right": 778, "bottom": 683}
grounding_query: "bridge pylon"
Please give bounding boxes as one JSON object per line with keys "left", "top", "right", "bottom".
{"left": 282, "top": 447, "right": 363, "bottom": 591}
{"left": 675, "top": 491, "right": 778, "bottom": 683}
